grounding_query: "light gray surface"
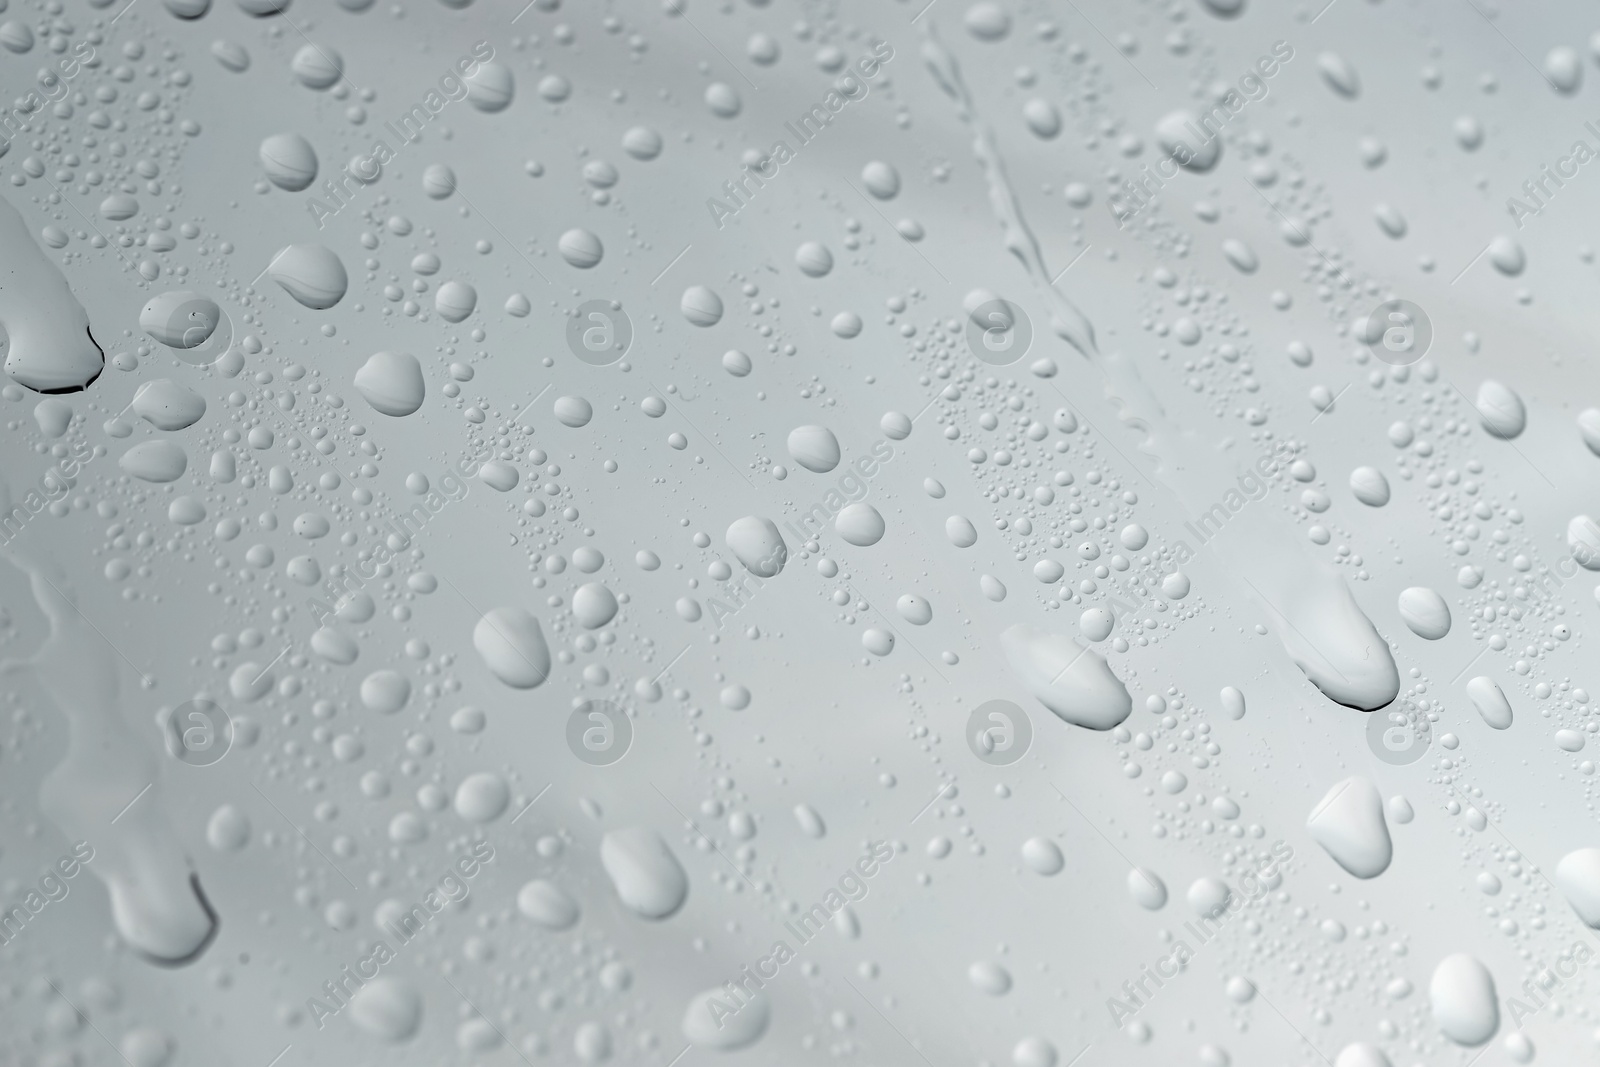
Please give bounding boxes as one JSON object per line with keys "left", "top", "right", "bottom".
{"left": 2, "top": 0, "right": 1599, "bottom": 1064}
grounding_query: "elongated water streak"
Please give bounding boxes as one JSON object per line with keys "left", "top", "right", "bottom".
{"left": 1, "top": 532, "right": 219, "bottom": 965}
{"left": 0, "top": 194, "right": 105, "bottom": 394}
{"left": 922, "top": 30, "right": 1397, "bottom": 711}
